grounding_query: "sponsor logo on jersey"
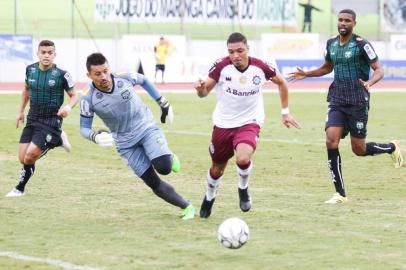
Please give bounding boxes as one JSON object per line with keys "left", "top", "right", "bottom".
{"left": 226, "top": 87, "right": 259, "bottom": 97}
{"left": 28, "top": 79, "right": 36, "bottom": 82}
{"left": 117, "top": 80, "right": 123, "bottom": 88}
{"left": 252, "top": 75, "right": 261, "bottom": 85}
{"left": 96, "top": 92, "right": 103, "bottom": 99}
{"left": 239, "top": 75, "right": 247, "bottom": 84}
{"left": 226, "top": 77, "right": 231, "bottom": 81}
{"left": 348, "top": 42, "right": 356, "bottom": 48}
{"left": 48, "top": 79, "right": 56, "bottom": 87}
{"left": 30, "top": 67, "right": 36, "bottom": 73}
{"left": 364, "top": 44, "right": 377, "bottom": 60}
{"left": 345, "top": 51, "right": 352, "bottom": 58}
{"left": 52, "top": 69, "right": 57, "bottom": 76}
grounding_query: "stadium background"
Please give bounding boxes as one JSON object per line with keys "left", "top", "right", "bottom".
{"left": 1, "top": 1, "right": 406, "bottom": 270}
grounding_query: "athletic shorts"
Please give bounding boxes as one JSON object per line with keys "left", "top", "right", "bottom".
{"left": 325, "top": 104, "right": 369, "bottom": 139}
{"left": 118, "top": 126, "right": 171, "bottom": 177}
{"left": 155, "top": 64, "right": 165, "bottom": 72}
{"left": 19, "top": 123, "right": 62, "bottom": 151}
{"left": 209, "top": 123, "right": 260, "bottom": 164}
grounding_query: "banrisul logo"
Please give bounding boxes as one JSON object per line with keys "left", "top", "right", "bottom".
{"left": 95, "top": 0, "right": 115, "bottom": 19}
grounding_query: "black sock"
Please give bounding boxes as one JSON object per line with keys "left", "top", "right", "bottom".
{"left": 15, "top": 164, "right": 35, "bottom": 192}
{"left": 327, "top": 149, "right": 345, "bottom": 197}
{"left": 366, "top": 142, "right": 396, "bottom": 156}
{"left": 141, "top": 166, "right": 188, "bottom": 209}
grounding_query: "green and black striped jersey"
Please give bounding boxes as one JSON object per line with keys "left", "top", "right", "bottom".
{"left": 25, "top": 63, "right": 74, "bottom": 129}
{"left": 325, "top": 34, "right": 378, "bottom": 106}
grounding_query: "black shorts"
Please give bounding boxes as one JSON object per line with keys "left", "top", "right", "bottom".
{"left": 19, "top": 123, "right": 62, "bottom": 151}
{"left": 155, "top": 64, "right": 165, "bottom": 72}
{"left": 325, "top": 104, "right": 369, "bottom": 139}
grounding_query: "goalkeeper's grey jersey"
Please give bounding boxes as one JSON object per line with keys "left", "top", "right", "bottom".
{"left": 80, "top": 73, "right": 156, "bottom": 149}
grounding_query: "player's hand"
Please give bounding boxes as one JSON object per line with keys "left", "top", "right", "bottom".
{"left": 194, "top": 79, "right": 205, "bottom": 91}
{"left": 16, "top": 112, "right": 24, "bottom": 128}
{"left": 57, "top": 105, "right": 72, "bottom": 118}
{"left": 359, "top": 79, "right": 370, "bottom": 91}
{"left": 92, "top": 130, "right": 114, "bottom": 147}
{"left": 288, "top": 67, "right": 307, "bottom": 82}
{"left": 156, "top": 96, "right": 174, "bottom": 124}
{"left": 282, "top": 114, "right": 302, "bottom": 129}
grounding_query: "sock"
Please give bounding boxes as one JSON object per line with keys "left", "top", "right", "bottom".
{"left": 366, "top": 142, "right": 396, "bottom": 156}
{"left": 15, "top": 164, "right": 35, "bottom": 192}
{"left": 153, "top": 180, "right": 189, "bottom": 209}
{"left": 237, "top": 161, "right": 253, "bottom": 189}
{"left": 327, "top": 149, "right": 345, "bottom": 197}
{"left": 141, "top": 166, "right": 188, "bottom": 209}
{"left": 205, "top": 170, "right": 222, "bottom": 201}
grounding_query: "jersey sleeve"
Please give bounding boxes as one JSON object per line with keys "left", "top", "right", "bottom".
{"left": 208, "top": 58, "right": 224, "bottom": 82}
{"left": 79, "top": 91, "right": 95, "bottom": 140}
{"left": 360, "top": 40, "right": 378, "bottom": 64}
{"left": 61, "top": 71, "right": 75, "bottom": 92}
{"left": 25, "top": 66, "right": 29, "bottom": 85}
{"left": 263, "top": 60, "right": 277, "bottom": 80}
{"left": 325, "top": 39, "right": 332, "bottom": 63}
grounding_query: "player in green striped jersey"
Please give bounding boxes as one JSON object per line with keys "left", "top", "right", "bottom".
{"left": 289, "top": 9, "right": 403, "bottom": 204}
{"left": 6, "top": 40, "right": 78, "bottom": 197}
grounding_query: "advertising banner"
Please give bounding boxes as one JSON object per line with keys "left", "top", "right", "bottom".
{"left": 94, "top": 0, "right": 298, "bottom": 26}
{"left": 0, "top": 34, "right": 33, "bottom": 62}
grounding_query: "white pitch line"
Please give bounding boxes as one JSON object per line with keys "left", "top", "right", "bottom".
{"left": 0, "top": 251, "right": 104, "bottom": 270}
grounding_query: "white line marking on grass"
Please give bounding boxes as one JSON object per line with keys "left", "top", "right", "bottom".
{"left": 0, "top": 251, "right": 104, "bottom": 270}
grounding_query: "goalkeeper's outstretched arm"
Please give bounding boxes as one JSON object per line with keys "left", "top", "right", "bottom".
{"left": 80, "top": 115, "right": 113, "bottom": 147}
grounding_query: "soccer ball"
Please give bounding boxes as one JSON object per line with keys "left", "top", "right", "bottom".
{"left": 217, "top": 217, "right": 249, "bottom": 249}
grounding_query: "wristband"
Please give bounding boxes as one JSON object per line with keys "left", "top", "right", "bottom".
{"left": 281, "top": 107, "right": 290, "bottom": 115}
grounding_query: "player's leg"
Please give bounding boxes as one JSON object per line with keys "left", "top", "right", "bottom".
{"left": 161, "top": 65, "right": 165, "bottom": 84}
{"left": 233, "top": 123, "right": 260, "bottom": 212}
{"left": 120, "top": 131, "right": 194, "bottom": 219}
{"left": 200, "top": 126, "right": 235, "bottom": 218}
{"left": 348, "top": 105, "right": 402, "bottom": 167}
{"left": 60, "top": 130, "right": 71, "bottom": 152}
{"left": 324, "top": 105, "right": 347, "bottom": 203}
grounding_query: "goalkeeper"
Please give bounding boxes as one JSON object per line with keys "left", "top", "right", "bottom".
{"left": 79, "top": 53, "right": 195, "bottom": 220}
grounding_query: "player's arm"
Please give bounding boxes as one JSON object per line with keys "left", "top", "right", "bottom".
{"left": 288, "top": 61, "right": 333, "bottom": 82}
{"left": 271, "top": 73, "right": 301, "bottom": 129}
{"left": 79, "top": 98, "right": 113, "bottom": 147}
{"left": 58, "top": 71, "right": 78, "bottom": 118}
{"left": 194, "top": 77, "right": 216, "bottom": 98}
{"left": 126, "top": 72, "right": 174, "bottom": 124}
{"left": 16, "top": 84, "right": 30, "bottom": 128}
{"left": 359, "top": 61, "right": 384, "bottom": 91}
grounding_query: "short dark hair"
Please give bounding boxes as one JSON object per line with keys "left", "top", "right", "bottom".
{"left": 86, "top": 53, "right": 107, "bottom": 71}
{"left": 339, "top": 9, "right": 356, "bottom": 21}
{"left": 38, "top": 40, "right": 55, "bottom": 49}
{"left": 227, "top": 32, "right": 247, "bottom": 45}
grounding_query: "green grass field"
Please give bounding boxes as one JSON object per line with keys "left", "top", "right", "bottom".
{"left": 0, "top": 0, "right": 383, "bottom": 40}
{"left": 1, "top": 92, "right": 406, "bottom": 270}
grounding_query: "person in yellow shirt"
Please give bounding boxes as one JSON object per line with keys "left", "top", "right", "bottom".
{"left": 154, "top": 37, "right": 168, "bottom": 83}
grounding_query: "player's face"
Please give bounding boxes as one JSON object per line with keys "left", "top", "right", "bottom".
{"left": 227, "top": 42, "right": 249, "bottom": 70}
{"left": 37, "top": 46, "right": 55, "bottom": 68}
{"left": 88, "top": 62, "right": 112, "bottom": 91}
{"left": 337, "top": 13, "right": 356, "bottom": 36}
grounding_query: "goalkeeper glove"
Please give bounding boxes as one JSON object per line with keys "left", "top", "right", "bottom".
{"left": 91, "top": 130, "right": 114, "bottom": 148}
{"left": 156, "top": 96, "right": 173, "bottom": 124}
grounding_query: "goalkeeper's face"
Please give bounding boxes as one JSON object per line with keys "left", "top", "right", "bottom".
{"left": 87, "top": 63, "right": 112, "bottom": 92}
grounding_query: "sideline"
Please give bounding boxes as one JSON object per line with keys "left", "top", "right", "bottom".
{"left": 0, "top": 251, "right": 104, "bottom": 270}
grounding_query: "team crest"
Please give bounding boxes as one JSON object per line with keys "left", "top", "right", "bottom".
{"left": 96, "top": 92, "right": 103, "bottom": 99}
{"left": 356, "top": 121, "right": 364, "bottom": 130}
{"left": 345, "top": 51, "right": 352, "bottom": 58}
{"left": 48, "top": 79, "right": 56, "bottom": 87}
{"left": 46, "top": 134, "right": 52, "bottom": 143}
{"left": 51, "top": 69, "right": 57, "bottom": 76}
{"left": 252, "top": 75, "right": 261, "bottom": 85}
{"left": 239, "top": 75, "right": 247, "bottom": 84}
{"left": 121, "top": 90, "right": 131, "bottom": 99}
{"left": 117, "top": 81, "right": 123, "bottom": 88}
{"left": 30, "top": 67, "right": 36, "bottom": 73}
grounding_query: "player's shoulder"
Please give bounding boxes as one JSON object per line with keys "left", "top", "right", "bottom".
{"left": 354, "top": 34, "right": 369, "bottom": 45}
{"left": 250, "top": 57, "right": 276, "bottom": 71}
{"left": 82, "top": 88, "right": 92, "bottom": 97}
{"left": 326, "top": 35, "right": 339, "bottom": 45}
{"left": 209, "top": 57, "right": 231, "bottom": 73}
{"left": 114, "top": 71, "right": 143, "bottom": 83}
